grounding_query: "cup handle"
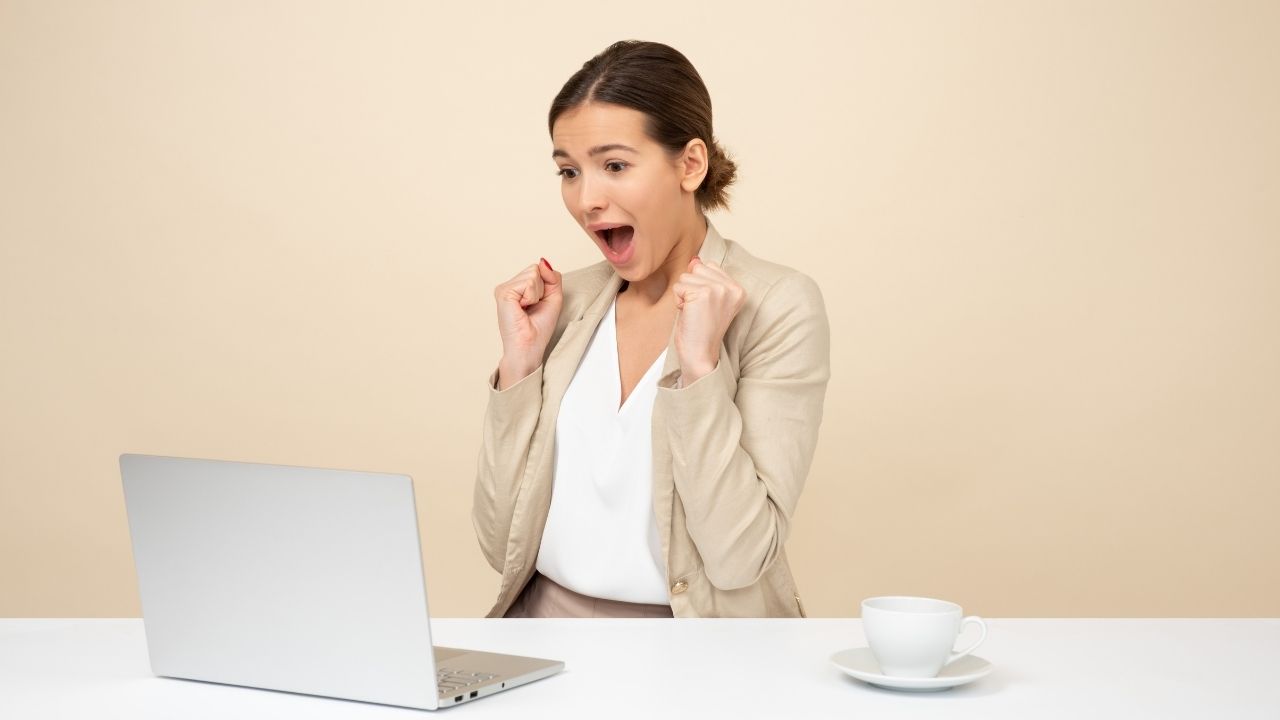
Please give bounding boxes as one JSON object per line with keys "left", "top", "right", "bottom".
{"left": 944, "top": 615, "right": 987, "bottom": 667}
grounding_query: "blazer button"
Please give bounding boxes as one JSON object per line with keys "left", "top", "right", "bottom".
{"left": 671, "top": 580, "right": 689, "bottom": 594}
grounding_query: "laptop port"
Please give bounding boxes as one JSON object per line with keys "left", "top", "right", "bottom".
{"left": 470, "top": 690, "right": 479, "bottom": 698}
{"left": 454, "top": 695, "right": 463, "bottom": 702}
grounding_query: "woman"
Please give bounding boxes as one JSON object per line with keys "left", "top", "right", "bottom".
{"left": 473, "top": 40, "right": 830, "bottom": 618}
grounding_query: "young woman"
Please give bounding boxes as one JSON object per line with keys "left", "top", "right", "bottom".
{"left": 473, "top": 40, "right": 830, "bottom": 617}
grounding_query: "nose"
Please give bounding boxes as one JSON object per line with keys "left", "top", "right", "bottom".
{"left": 577, "top": 172, "right": 607, "bottom": 215}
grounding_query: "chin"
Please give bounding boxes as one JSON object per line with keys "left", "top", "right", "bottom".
{"left": 616, "top": 263, "right": 648, "bottom": 282}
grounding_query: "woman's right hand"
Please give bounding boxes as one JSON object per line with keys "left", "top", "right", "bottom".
{"left": 493, "top": 258, "right": 562, "bottom": 388}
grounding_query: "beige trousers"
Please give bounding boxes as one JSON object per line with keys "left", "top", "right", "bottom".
{"left": 503, "top": 572, "right": 674, "bottom": 618}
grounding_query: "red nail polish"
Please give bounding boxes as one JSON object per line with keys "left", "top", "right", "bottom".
{"left": 541, "top": 257, "right": 554, "bottom": 271}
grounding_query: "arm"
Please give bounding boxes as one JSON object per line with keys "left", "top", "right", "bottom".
{"left": 654, "top": 272, "right": 831, "bottom": 589}
{"left": 471, "top": 362, "right": 543, "bottom": 573}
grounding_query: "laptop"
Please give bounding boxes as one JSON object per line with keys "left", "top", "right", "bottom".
{"left": 118, "top": 453, "right": 563, "bottom": 710}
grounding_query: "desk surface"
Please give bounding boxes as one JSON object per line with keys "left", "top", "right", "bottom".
{"left": 1, "top": 618, "right": 1276, "bottom": 719}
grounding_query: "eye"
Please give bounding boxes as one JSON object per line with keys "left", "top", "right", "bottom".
{"left": 556, "top": 161, "right": 627, "bottom": 180}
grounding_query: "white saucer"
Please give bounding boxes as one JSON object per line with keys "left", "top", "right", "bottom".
{"left": 830, "top": 647, "right": 993, "bottom": 692}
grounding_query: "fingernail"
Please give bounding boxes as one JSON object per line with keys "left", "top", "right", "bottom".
{"left": 541, "top": 257, "right": 554, "bottom": 271}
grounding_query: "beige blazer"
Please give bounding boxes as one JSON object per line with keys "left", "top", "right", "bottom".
{"left": 472, "top": 219, "right": 831, "bottom": 617}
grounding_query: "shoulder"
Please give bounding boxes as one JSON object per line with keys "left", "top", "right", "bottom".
{"left": 720, "top": 238, "right": 827, "bottom": 329}
{"left": 718, "top": 238, "right": 830, "bottom": 376}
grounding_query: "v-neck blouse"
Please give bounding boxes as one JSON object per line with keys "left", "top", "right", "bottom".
{"left": 534, "top": 293, "right": 671, "bottom": 605}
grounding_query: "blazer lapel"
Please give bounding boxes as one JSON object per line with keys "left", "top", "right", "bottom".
{"left": 650, "top": 218, "right": 730, "bottom": 582}
{"left": 504, "top": 269, "right": 621, "bottom": 585}
{"left": 540, "top": 271, "right": 624, "bottom": 413}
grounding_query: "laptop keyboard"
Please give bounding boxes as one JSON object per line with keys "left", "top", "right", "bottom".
{"left": 437, "top": 667, "right": 498, "bottom": 696}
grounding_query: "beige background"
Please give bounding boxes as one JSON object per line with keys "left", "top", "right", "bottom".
{"left": 2, "top": 0, "right": 1277, "bottom": 618}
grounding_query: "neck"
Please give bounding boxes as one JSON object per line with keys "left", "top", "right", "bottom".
{"left": 624, "top": 212, "right": 708, "bottom": 305}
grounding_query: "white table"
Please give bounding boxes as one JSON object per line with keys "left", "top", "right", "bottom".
{"left": 1, "top": 619, "right": 1276, "bottom": 718}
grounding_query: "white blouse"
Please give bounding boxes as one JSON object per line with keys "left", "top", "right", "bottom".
{"left": 535, "top": 293, "right": 671, "bottom": 605}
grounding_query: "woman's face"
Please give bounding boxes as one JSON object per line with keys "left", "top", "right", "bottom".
{"left": 551, "top": 101, "right": 706, "bottom": 281}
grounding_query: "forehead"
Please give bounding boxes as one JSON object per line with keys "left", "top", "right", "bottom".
{"left": 551, "top": 102, "right": 651, "bottom": 155}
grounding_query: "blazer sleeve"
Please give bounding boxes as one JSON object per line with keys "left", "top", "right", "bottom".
{"left": 654, "top": 271, "right": 831, "bottom": 590}
{"left": 471, "top": 362, "right": 544, "bottom": 574}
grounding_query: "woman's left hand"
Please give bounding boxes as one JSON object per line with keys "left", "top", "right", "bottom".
{"left": 672, "top": 257, "right": 747, "bottom": 386}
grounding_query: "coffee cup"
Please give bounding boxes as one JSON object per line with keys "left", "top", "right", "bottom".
{"left": 861, "top": 596, "right": 987, "bottom": 678}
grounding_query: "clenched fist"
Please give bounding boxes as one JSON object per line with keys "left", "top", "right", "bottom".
{"left": 493, "top": 258, "right": 562, "bottom": 390}
{"left": 672, "top": 257, "right": 746, "bottom": 386}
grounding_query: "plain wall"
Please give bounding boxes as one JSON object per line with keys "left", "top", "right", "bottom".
{"left": 1, "top": 0, "right": 1277, "bottom": 617}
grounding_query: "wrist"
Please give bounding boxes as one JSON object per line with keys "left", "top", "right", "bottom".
{"left": 497, "top": 357, "right": 539, "bottom": 391}
{"left": 678, "top": 359, "right": 718, "bottom": 387}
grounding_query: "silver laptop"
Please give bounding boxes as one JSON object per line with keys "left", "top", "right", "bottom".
{"left": 119, "top": 453, "right": 563, "bottom": 710}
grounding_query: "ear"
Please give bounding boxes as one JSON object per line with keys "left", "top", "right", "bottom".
{"left": 677, "top": 138, "right": 709, "bottom": 194}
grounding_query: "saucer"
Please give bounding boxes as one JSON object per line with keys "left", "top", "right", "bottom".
{"left": 830, "top": 647, "right": 993, "bottom": 692}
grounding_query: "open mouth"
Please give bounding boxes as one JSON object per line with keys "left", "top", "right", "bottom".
{"left": 596, "top": 225, "right": 635, "bottom": 251}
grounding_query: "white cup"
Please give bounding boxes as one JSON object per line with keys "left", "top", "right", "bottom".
{"left": 861, "top": 596, "right": 987, "bottom": 678}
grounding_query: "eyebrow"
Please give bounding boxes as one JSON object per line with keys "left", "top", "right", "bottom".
{"left": 551, "top": 143, "right": 638, "bottom": 160}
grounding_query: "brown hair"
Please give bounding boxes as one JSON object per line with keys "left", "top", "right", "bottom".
{"left": 548, "top": 40, "right": 738, "bottom": 214}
